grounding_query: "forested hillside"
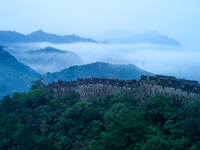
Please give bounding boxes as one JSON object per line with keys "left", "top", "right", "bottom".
{"left": 0, "top": 47, "right": 40, "bottom": 98}
{"left": 43, "top": 62, "right": 153, "bottom": 83}
{"left": 1, "top": 82, "right": 200, "bottom": 149}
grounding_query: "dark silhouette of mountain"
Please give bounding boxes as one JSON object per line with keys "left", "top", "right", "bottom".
{"left": 43, "top": 62, "right": 153, "bottom": 83}
{"left": 0, "top": 29, "right": 98, "bottom": 44}
{"left": 0, "top": 47, "right": 41, "bottom": 98}
{"left": 95, "top": 29, "right": 181, "bottom": 46}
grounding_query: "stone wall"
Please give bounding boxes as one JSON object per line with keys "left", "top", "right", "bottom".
{"left": 40, "top": 75, "right": 200, "bottom": 102}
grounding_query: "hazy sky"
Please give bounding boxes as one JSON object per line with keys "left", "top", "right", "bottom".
{"left": 0, "top": 0, "right": 200, "bottom": 46}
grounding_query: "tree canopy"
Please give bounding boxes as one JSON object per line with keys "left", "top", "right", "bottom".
{"left": 0, "top": 82, "right": 200, "bottom": 149}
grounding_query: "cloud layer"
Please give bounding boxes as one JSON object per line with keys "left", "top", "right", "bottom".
{"left": 11, "top": 42, "right": 200, "bottom": 81}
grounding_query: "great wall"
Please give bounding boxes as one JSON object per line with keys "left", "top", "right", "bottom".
{"left": 40, "top": 75, "right": 200, "bottom": 104}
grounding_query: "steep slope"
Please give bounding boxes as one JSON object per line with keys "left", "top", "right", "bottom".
{"left": 0, "top": 47, "right": 41, "bottom": 98}
{"left": 43, "top": 62, "right": 153, "bottom": 83}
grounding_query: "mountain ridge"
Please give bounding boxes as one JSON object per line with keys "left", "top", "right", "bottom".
{"left": 43, "top": 62, "right": 153, "bottom": 83}
{"left": 0, "top": 29, "right": 99, "bottom": 44}
{"left": 95, "top": 29, "right": 181, "bottom": 46}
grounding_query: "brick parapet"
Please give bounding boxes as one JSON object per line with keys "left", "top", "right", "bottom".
{"left": 40, "top": 75, "right": 200, "bottom": 101}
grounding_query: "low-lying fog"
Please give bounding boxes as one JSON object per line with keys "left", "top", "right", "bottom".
{"left": 8, "top": 43, "right": 200, "bottom": 81}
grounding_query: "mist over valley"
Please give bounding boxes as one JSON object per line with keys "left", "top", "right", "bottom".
{"left": 2, "top": 29, "right": 198, "bottom": 80}
{"left": 4, "top": 40, "right": 200, "bottom": 81}
{"left": 4, "top": 46, "right": 83, "bottom": 74}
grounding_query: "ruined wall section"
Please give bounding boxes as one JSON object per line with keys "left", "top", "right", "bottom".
{"left": 41, "top": 75, "right": 200, "bottom": 101}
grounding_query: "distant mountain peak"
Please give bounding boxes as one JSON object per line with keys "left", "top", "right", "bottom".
{"left": 43, "top": 46, "right": 56, "bottom": 50}
{"left": 36, "top": 29, "right": 44, "bottom": 32}
{"left": 28, "top": 29, "right": 46, "bottom": 35}
{"left": 28, "top": 46, "right": 69, "bottom": 54}
{"left": 41, "top": 46, "right": 70, "bottom": 53}
{"left": 150, "top": 30, "right": 159, "bottom": 34}
{"left": 95, "top": 29, "right": 181, "bottom": 46}
{"left": 70, "top": 34, "right": 78, "bottom": 37}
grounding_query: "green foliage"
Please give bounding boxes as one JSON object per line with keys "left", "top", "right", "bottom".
{"left": 0, "top": 47, "right": 41, "bottom": 98}
{"left": 179, "top": 97, "right": 200, "bottom": 141}
{"left": 30, "top": 79, "right": 42, "bottom": 90}
{"left": 33, "top": 137, "right": 58, "bottom": 150}
{"left": 61, "top": 89, "right": 80, "bottom": 106}
{"left": 1, "top": 87, "right": 200, "bottom": 149}
{"left": 25, "top": 88, "right": 47, "bottom": 109}
{"left": 101, "top": 102, "right": 147, "bottom": 149}
{"left": 141, "top": 135, "right": 170, "bottom": 150}
{"left": 145, "top": 94, "right": 178, "bottom": 125}
{"left": 17, "top": 125, "right": 35, "bottom": 150}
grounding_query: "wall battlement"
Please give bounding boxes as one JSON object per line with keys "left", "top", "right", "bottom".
{"left": 41, "top": 75, "right": 200, "bottom": 102}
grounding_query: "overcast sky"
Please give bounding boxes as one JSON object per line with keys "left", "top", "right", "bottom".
{"left": 0, "top": 0, "right": 200, "bottom": 47}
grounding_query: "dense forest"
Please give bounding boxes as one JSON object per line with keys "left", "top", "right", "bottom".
{"left": 1, "top": 81, "right": 200, "bottom": 149}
